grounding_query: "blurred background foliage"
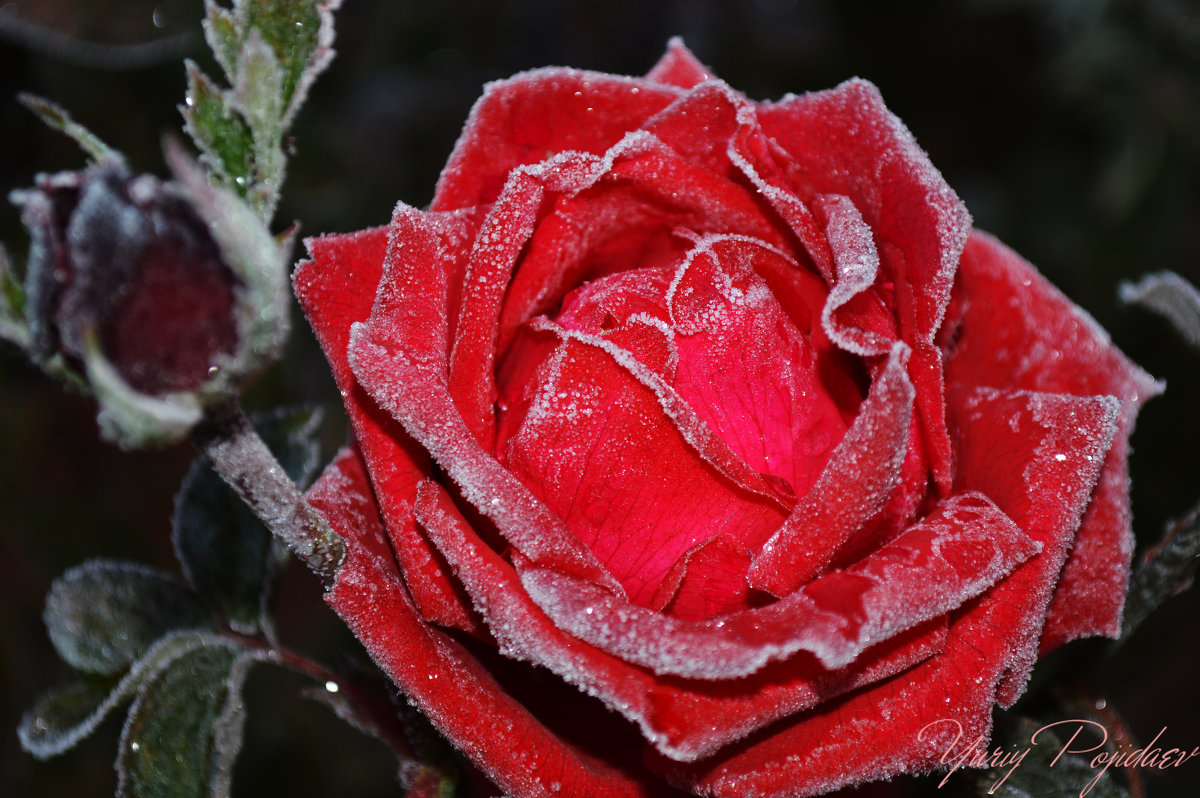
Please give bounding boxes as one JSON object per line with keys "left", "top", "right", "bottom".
{"left": 2, "top": 0, "right": 1199, "bottom": 796}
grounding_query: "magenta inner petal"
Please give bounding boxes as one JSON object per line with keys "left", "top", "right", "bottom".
{"left": 498, "top": 332, "right": 787, "bottom": 608}
{"left": 495, "top": 234, "right": 855, "bottom": 612}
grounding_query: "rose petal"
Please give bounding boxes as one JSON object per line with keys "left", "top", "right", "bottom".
{"left": 1041, "top": 432, "right": 1134, "bottom": 651}
{"left": 350, "top": 313, "right": 619, "bottom": 589}
{"left": 296, "top": 226, "right": 481, "bottom": 634}
{"left": 495, "top": 129, "right": 790, "bottom": 355}
{"left": 945, "top": 230, "right": 1161, "bottom": 646}
{"left": 759, "top": 80, "right": 971, "bottom": 490}
{"left": 656, "top": 384, "right": 1117, "bottom": 795}
{"left": 432, "top": 69, "right": 681, "bottom": 211}
{"left": 310, "top": 448, "right": 665, "bottom": 798}
{"left": 748, "top": 343, "right": 913, "bottom": 596}
{"left": 452, "top": 132, "right": 793, "bottom": 448}
{"left": 654, "top": 546, "right": 1023, "bottom": 797}
{"left": 519, "top": 490, "right": 1037, "bottom": 679}
{"left": 413, "top": 478, "right": 948, "bottom": 762}
{"left": 665, "top": 236, "right": 847, "bottom": 497}
{"left": 645, "top": 37, "right": 713, "bottom": 89}
{"left": 648, "top": 534, "right": 755, "bottom": 620}
{"left": 499, "top": 328, "right": 786, "bottom": 606}
{"left": 948, "top": 386, "right": 1119, "bottom": 703}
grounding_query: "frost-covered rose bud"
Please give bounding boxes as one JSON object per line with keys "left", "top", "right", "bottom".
{"left": 11, "top": 158, "right": 290, "bottom": 447}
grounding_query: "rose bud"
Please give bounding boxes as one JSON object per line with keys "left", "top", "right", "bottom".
{"left": 297, "top": 41, "right": 1160, "bottom": 798}
{"left": 10, "top": 156, "right": 289, "bottom": 448}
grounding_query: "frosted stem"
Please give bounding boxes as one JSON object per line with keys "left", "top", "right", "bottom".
{"left": 192, "top": 399, "right": 344, "bottom": 582}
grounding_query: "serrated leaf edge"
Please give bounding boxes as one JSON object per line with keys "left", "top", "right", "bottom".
{"left": 207, "top": 651, "right": 263, "bottom": 798}
{"left": 279, "top": 0, "right": 345, "bottom": 130}
{"left": 202, "top": 1, "right": 241, "bottom": 82}
{"left": 115, "top": 637, "right": 255, "bottom": 798}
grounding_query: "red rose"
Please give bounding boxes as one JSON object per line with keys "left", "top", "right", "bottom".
{"left": 296, "top": 41, "right": 1158, "bottom": 797}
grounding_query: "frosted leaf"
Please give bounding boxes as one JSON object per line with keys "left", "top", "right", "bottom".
{"left": 978, "top": 716, "right": 1129, "bottom": 798}
{"left": 1120, "top": 270, "right": 1200, "bottom": 350}
{"left": 173, "top": 407, "right": 322, "bottom": 634}
{"left": 18, "top": 93, "right": 123, "bottom": 165}
{"left": 19, "top": 631, "right": 225, "bottom": 760}
{"left": 116, "top": 640, "right": 259, "bottom": 798}
{"left": 44, "top": 561, "right": 213, "bottom": 676}
{"left": 1121, "top": 497, "right": 1200, "bottom": 639}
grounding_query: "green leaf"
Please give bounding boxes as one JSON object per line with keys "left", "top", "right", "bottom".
{"left": 182, "top": 62, "right": 255, "bottom": 194}
{"left": 1121, "top": 503, "right": 1200, "bottom": 638}
{"left": 117, "top": 641, "right": 258, "bottom": 798}
{"left": 44, "top": 561, "right": 213, "bottom": 675}
{"left": 186, "top": 0, "right": 342, "bottom": 222}
{"left": 238, "top": 0, "right": 340, "bottom": 122}
{"left": 173, "top": 408, "right": 323, "bottom": 633}
{"left": 19, "top": 677, "right": 118, "bottom": 760}
{"left": 18, "top": 94, "right": 124, "bottom": 165}
{"left": 202, "top": 1, "right": 241, "bottom": 82}
{"left": 19, "top": 631, "right": 223, "bottom": 760}
{"left": 232, "top": 30, "right": 287, "bottom": 214}
{"left": 977, "top": 716, "right": 1129, "bottom": 798}
{"left": 0, "top": 244, "right": 31, "bottom": 349}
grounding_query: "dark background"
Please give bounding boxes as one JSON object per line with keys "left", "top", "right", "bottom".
{"left": 2, "top": 1, "right": 1199, "bottom": 796}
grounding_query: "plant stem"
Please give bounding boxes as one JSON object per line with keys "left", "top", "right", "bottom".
{"left": 192, "top": 398, "right": 344, "bottom": 581}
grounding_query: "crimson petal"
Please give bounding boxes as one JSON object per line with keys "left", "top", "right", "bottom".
{"left": 748, "top": 343, "right": 913, "bottom": 595}
{"left": 433, "top": 69, "right": 681, "bottom": 211}
{"left": 311, "top": 448, "right": 665, "bottom": 798}
{"left": 945, "top": 230, "right": 1161, "bottom": 647}
{"left": 949, "top": 386, "right": 1119, "bottom": 703}
{"left": 295, "top": 226, "right": 481, "bottom": 634}
{"left": 412, "top": 478, "right": 949, "bottom": 762}
{"left": 518, "top": 490, "right": 1037, "bottom": 679}
{"left": 645, "top": 38, "right": 713, "bottom": 89}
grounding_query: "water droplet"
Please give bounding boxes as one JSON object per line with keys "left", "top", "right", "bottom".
{"left": 152, "top": 4, "right": 167, "bottom": 28}
{"left": 324, "top": 680, "right": 339, "bottom": 693}
{"left": 130, "top": 741, "right": 141, "bottom": 752}
{"left": 1054, "top": 453, "right": 1067, "bottom": 462}
{"left": 1095, "top": 698, "right": 1107, "bottom": 710}
{"left": 184, "top": 95, "right": 195, "bottom": 108}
